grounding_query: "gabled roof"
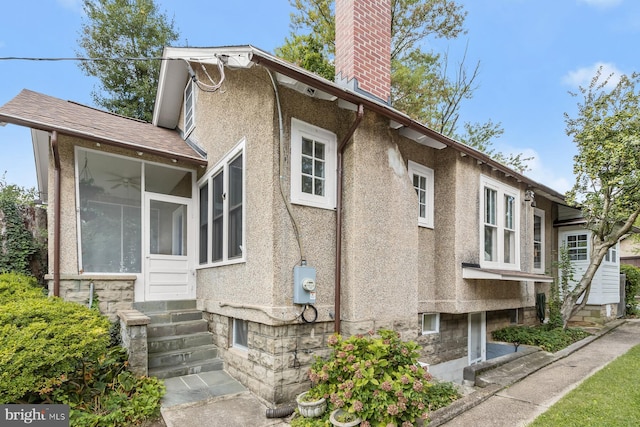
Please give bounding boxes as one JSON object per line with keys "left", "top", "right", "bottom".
{"left": 154, "top": 45, "right": 566, "bottom": 204}
{"left": 0, "top": 89, "right": 206, "bottom": 166}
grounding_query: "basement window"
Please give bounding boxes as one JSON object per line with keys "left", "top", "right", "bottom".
{"left": 233, "top": 318, "right": 248, "bottom": 350}
{"left": 421, "top": 313, "right": 440, "bottom": 335}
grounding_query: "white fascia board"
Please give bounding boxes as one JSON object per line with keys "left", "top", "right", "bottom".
{"left": 31, "top": 129, "right": 50, "bottom": 203}
{"left": 399, "top": 127, "right": 447, "bottom": 149}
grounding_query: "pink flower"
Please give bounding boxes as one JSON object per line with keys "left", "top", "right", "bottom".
{"left": 344, "top": 343, "right": 355, "bottom": 351}
{"left": 413, "top": 380, "right": 423, "bottom": 392}
{"left": 361, "top": 422, "right": 371, "bottom": 427}
{"left": 381, "top": 381, "right": 392, "bottom": 392}
{"left": 353, "top": 400, "right": 364, "bottom": 412}
{"left": 400, "top": 375, "right": 409, "bottom": 384}
{"left": 328, "top": 335, "right": 339, "bottom": 346}
{"left": 347, "top": 355, "right": 356, "bottom": 362}
{"left": 423, "top": 372, "right": 433, "bottom": 381}
{"left": 402, "top": 422, "right": 414, "bottom": 427}
{"left": 409, "top": 365, "right": 418, "bottom": 372}
{"left": 387, "top": 404, "right": 399, "bottom": 416}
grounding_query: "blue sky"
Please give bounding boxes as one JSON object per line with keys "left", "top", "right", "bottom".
{"left": 1, "top": 0, "right": 638, "bottom": 194}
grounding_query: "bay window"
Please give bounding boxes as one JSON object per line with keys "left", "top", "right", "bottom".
{"left": 480, "top": 176, "right": 520, "bottom": 269}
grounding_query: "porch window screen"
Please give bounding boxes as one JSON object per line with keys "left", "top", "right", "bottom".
{"left": 78, "top": 151, "right": 141, "bottom": 273}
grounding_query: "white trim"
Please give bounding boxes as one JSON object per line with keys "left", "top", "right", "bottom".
{"left": 183, "top": 79, "right": 195, "bottom": 138}
{"left": 197, "top": 139, "right": 246, "bottom": 267}
{"left": 479, "top": 175, "right": 520, "bottom": 270}
{"left": 533, "top": 208, "right": 545, "bottom": 273}
{"left": 290, "top": 118, "right": 337, "bottom": 210}
{"left": 408, "top": 160, "right": 434, "bottom": 228}
{"left": 421, "top": 313, "right": 440, "bottom": 335}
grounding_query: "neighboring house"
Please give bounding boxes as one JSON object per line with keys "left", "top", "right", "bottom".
{"left": 0, "top": 0, "right": 622, "bottom": 404}
{"left": 620, "top": 234, "right": 640, "bottom": 267}
{"left": 555, "top": 205, "right": 624, "bottom": 323}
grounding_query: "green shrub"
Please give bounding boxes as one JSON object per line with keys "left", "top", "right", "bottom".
{"left": 492, "top": 325, "right": 590, "bottom": 353}
{"left": 0, "top": 296, "right": 110, "bottom": 403}
{"left": 291, "top": 330, "right": 460, "bottom": 426}
{"left": 621, "top": 264, "right": 640, "bottom": 316}
{"left": 0, "top": 272, "right": 46, "bottom": 304}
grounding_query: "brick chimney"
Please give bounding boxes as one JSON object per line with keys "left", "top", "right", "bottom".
{"left": 335, "top": 0, "right": 391, "bottom": 104}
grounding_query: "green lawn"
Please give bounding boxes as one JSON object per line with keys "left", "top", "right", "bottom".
{"left": 529, "top": 344, "right": 640, "bottom": 427}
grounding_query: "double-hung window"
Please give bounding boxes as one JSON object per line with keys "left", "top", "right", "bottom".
{"left": 198, "top": 141, "right": 245, "bottom": 265}
{"left": 408, "top": 161, "right": 434, "bottom": 228}
{"left": 184, "top": 78, "right": 195, "bottom": 137}
{"left": 290, "top": 118, "right": 337, "bottom": 210}
{"left": 533, "top": 208, "right": 545, "bottom": 273}
{"left": 566, "top": 233, "right": 588, "bottom": 261}
{"left": 480, "top": 176, "right": 520, "bottom": 269}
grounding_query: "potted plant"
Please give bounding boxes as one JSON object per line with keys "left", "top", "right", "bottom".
{"left": 296, "top": 390, "right": 327, "bottom": 418}
{"left": 329, "top": 408, "right": 361, "bottom": 427}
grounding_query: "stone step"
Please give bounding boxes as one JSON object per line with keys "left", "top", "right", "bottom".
{"left": 148, "top": 319, "right": 208, "bottom": 338}
{"left": 133, "top": 299, "right": 197, "bottom": 314}
{"left": 149, "top": 344, "right": 219, "bottom": 369}
{"left": 148, "top": 331, "right": 214, "bottom": 354}
{"left": 147, "top": 309, "right": 203, "bottom": 325}
{"left": 149, "top": 357, "right": 224, "bottom": 379}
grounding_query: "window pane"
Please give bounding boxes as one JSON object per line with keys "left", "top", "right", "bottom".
{"left": 302, "top": 175, "right": 313, "bottom": 194}
{"left": 314, "top": 141, "right": 325, "bottom": 160}
{"left": 484, "top": 225, "right": 497, "bottom": 261}
{"left": 302, "top": 137, "right": 313, "bottom": 156}
{"left": 149, "top": 200, "right": 188, "bottom": 256}
{"left": 199, "top": 184, "right": 208, "bottom": 264}
{"left": 233, "top": 318, "right": 248, "bottom": 349}
{"left": 145, "top": 164, "right": 192, "bottom": 197}
{"left": 212, "top": 171, "right": 224, "bottom": 262}
{"left": 504, "top": 229, "right": 515, "bottom": 264}
{"left": 228, "top": 155, "right": 243, "bottom": 259}
{"left": 314, "top": 179, "right": 325, "bottom": 197}
{"left": 534, "top": 242, "right": 542, "bottom": 269}
{"left": 78, "top": 151, "right": 141, "bottom": 273}
{"left": 301, "top": 156, "right": 313, "bottom": 175}
{"left": 533, "top": 215, "right": 542, "bottom": 241}
{"left": 314, "top": 159, "right": 325, "bottom": 178}
{"left": 505, "top": 195, "right": 514, "bottom": 230}
{"left": 485, "top": 188, "right": 496, "bottom": 225}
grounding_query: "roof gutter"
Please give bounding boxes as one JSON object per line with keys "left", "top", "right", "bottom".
{"left": 248, "top": 49, "right": 565, "bottom": 203}
{"left": 334, "top": 104, "right": 364, "bottom": 334}
{"left": 51, "top": 131, "right": 61, "bottom": 297}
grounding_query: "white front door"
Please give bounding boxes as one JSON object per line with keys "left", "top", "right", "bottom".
{"left": 144, "top": 193, "right": 195, "bottom": 301}
{"left": 468, "top": 311, "right": 486, "bottom": 365}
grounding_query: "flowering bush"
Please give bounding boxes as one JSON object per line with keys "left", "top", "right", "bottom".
{"left": 294, "top": 329, "right": 460, "bottom": 426}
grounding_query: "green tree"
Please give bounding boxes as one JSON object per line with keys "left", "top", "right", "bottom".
{"left": 76, "top": 0, "right": 179, "bottom": 122}
{"left": 561, "top": 67, "right": 640, "bottom": 328}
{"left": 277, "top": 0, "right": 531, "bottom": 172}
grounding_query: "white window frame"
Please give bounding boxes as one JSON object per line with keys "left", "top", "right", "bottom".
{"left": 197, "top": 140, "right": 245, "bottom": 267}
{"left": 408, "top": 161, "right": 434, "bottom": 228}
{"left": 533, "top": 208, "right": 545, "bottom": 273}
{"left": 421, "top": 313, "right": 440, "bottom": 335}
{"left": 184, "top": 78, "right": 195, "bottom": 138}
{"left": 565, "top": 232, "right": 589, "bottom": 262}
{"left": 480, "top": 176, "right": 520, "bottom": 270}
{"left": 604, "top": 242, "right": 619, "bottom": 264}
{"left": 290, "top": 118, "right": 337, "bottom": 210}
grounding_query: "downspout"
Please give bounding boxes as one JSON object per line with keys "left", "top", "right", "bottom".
{"left": 335, "top": 104, "right": 364, "bottom": 333}
{"left": 51, "top": 131, "right": 61, "bottom": 297}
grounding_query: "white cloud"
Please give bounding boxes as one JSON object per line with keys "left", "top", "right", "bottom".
{"left": 56, "top": 0, "right": 82, "bottom": 12}
{"left": 507, "top": 147, "right": 574, "bottom": 194}
{"left": 562, "top": 62, "right": 623, "bottom": 90}
{"left": 577, "top": 0, "right": 623, "bottom": 8}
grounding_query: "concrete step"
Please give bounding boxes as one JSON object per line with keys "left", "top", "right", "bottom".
{"left": 148, "top": 331, "right": 215, "bottom": 354}
{"left": 149, "top": 344, "right": 219, "bottom": 369}
{"left": 149, "top": 357, "right": 224, "bottom": 379}
{"left": 147, "top": 319, "right": 208, "bottom": 338}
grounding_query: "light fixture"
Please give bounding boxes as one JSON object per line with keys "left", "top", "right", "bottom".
{"left": 525, "top": 190, "right": 536, "bottom": 207}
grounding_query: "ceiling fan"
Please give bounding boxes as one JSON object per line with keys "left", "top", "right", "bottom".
{"left": 106, "top": 173, "right": 141, "bottom": 191}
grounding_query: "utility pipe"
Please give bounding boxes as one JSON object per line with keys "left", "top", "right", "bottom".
{"left": 334, "top": 104, "right": 364, "bottom": 334}
{"left": 51, "top": 131, "right": 61, "bottom": 297}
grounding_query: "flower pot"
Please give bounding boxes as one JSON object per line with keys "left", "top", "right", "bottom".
{"left": 329, "top": 408, "right": 361, "bottom": 427}
{"left": 296, "top": 391, "right": 327, "bottom": 418}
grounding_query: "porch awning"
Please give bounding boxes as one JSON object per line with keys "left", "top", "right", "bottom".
{"left": 462, "top": 264, "right": 553, "bottom": 283}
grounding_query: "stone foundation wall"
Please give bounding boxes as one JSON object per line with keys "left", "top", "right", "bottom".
{"left": 205, "top": 312, "right": 335, "bottom": 404}
{"left": 416, "top": 313, "right": 467, "bottom": 365}
{"left": 570, "top": 303, "right": 619, "bottom": 325}
{"left": 47, "top": 274, "right": 136, "bottom": 321}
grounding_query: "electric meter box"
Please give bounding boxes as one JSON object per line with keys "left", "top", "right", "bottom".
{"left": 293, "top": 265, "right": 317, "bottom": 304}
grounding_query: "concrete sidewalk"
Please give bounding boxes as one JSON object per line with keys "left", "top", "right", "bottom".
{"left": 159, "top": 319, "right": 640, "bottom": 427}
{"left": 431, "top": 319, "right": 640, "bottom": 426}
